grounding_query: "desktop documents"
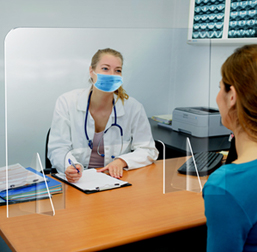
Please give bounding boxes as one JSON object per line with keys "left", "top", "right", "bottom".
{"left": 0, "top": 164, "right": 62, "bottom": 204}
{"left": 0, "top": 163, "right": 46, "bottom": 191}
{"left": 53, "top": 169, "right": 131, "bottom": 194}
{"left": 172, "top": 107, "right": 231, "bottom": 137}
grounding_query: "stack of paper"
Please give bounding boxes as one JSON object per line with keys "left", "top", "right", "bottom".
{"left": 0, "top": 164, "right": 62, "bottom": 204}
{"left": 151, "top": 114, "right": 172, "bottom": 125}
{"left": 0, "top": 163, "right": 46, "bottom": 191}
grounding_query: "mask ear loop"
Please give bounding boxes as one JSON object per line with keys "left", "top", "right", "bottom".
{"left": 84, "top": 91, "right": 93, "bottom": 149}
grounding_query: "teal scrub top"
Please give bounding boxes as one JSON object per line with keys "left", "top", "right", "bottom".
{"left": 203, "top": 159, "right": 257, "bottom": 252}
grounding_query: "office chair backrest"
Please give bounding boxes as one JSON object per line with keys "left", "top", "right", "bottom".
{"left": 45, "top": 129, "right": 58, "bottom": 174}
{"left": 45, "top": 128, "right": 57, "bottom": 174}
{"left": 45, "top": 128, "right": 52, "bottom": 169}
{"left": 225, "top": 136, "right": 237, "bottom": 164}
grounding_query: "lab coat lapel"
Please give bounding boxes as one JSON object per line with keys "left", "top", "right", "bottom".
{"left": 77, "top": 88, "right": 91, "bottom": 112}
{"left": 76, "top": 89, "right": 125, "bottom": 135}
{"left": 76, "top": 88, "right": 95, "bottom": 143}
{"left": 105, "top": 96, "right": 125, "bottom": 129}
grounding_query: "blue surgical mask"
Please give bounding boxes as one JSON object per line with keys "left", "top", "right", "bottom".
{"left": 93, "top": 71, "right": 123, "bottom": 92}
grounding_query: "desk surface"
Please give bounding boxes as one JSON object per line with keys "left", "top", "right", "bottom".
{"left": 0, "top": 159, "right": 206, "bottom": 252}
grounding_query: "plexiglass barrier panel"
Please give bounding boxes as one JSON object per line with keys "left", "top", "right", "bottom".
{"left": 4, "top": 27, "right": 176, "bottom": 216}
{"left": 4, "top": 27, "right": 231, "bottom": 210}
{"left": 6, "top": 153, "right": 63, "bottom": 217}
{"left": 162, "top": 32, "right": 231, "bottom": 194}
{"left": 164, "top": 139, "right": 208, "bottom": 194}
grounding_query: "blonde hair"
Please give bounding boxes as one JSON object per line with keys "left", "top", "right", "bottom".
{"left": 90, "top": 48, "right": 129, "bottom": 103}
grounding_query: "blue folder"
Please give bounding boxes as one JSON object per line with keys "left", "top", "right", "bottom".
{"left": 0, "top": 167, "right": 62, "bottom": 205}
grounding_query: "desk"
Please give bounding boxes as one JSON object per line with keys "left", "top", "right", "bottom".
{"left": 150, "top": 118, "right": 231, "bottom": 159}
{"left": 0, "top": 159, "right": 206, "bottom": 252}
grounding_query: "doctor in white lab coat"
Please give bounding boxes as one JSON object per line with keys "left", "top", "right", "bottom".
{"left": 48, "top": 48, "right": 158, "bottom": 182}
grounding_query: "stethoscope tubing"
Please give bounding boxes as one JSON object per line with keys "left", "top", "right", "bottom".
{"left": 84, "top": 90, "right": 123, "bottom": 158}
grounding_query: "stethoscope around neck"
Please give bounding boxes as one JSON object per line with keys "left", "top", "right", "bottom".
{"left": 84, "top": 91, "right": 123, "bottom": 159}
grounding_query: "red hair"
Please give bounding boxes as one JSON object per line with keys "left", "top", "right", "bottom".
{"left": 221, "top": 44, "right": 257, "bottom": 141}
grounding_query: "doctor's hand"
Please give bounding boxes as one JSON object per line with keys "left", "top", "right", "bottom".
{"left": 65, "top": 164, "right": 83, "bottom": 183}
{"left": 97, "top": 159, "right": 127, "bottom": 179}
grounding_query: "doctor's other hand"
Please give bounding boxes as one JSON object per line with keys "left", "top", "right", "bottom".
{"left": 97, "top": 159, "right": 127, "bottom": 179}
{"left": 65, "top": 164, "right": 83, "bottom": 183}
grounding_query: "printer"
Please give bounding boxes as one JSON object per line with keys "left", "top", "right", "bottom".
{"left": 171, "top": 107, "right": 231, "bottom": 137}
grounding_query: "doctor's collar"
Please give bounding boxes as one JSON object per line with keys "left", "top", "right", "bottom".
{"left": 76, "top": 88, "right": 124, "bottom": 117}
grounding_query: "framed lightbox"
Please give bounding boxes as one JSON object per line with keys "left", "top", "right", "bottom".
{"left": 188, "top": 0, "right": 257, "bottom": 44}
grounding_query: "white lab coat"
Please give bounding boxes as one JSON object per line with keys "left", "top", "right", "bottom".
{"left": 48, "top": 87, "right": 158, "bottom": 173}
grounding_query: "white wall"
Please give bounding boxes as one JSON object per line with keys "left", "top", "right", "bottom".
{"left": 0, "top": 0, "right": 190, "bottom": 168}
{"left": 169, "top": 29, "right": 240, "bottom": 111}
{"left": 0, "top": 0, "right": 250, "bottom": 168}
{"left": 5, "top": 27, "right": 175, "bottom": 167}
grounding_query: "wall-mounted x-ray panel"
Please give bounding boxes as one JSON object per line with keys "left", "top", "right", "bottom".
{"left": 188, "top": 0, "right": 257, "bottom": 44}
{"left": 228, "top": 0, "right": 257, "bottom": 38}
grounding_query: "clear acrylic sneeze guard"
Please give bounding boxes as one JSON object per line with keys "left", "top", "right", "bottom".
{"left": 164, "top": 138, "right": 208, "bottom": 194}
{"left": 4, "top": 27, "right": 217, "bottom": 209}
{"left": 7, "top": 153, "right": 65, "bottom": 217}
{"left": 163, "top": 29, "right": 212, "bottom": 194}
{"left": 5, "top": 28, "right": 70, "bottom": 217}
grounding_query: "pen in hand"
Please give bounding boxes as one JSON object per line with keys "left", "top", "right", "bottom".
{"left": 68, "top": 159, "right": 80, "bottom": 173}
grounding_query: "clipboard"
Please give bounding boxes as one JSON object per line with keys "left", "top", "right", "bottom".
{"left": 52, "top": 168, "right": 132, "bottom": 194}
